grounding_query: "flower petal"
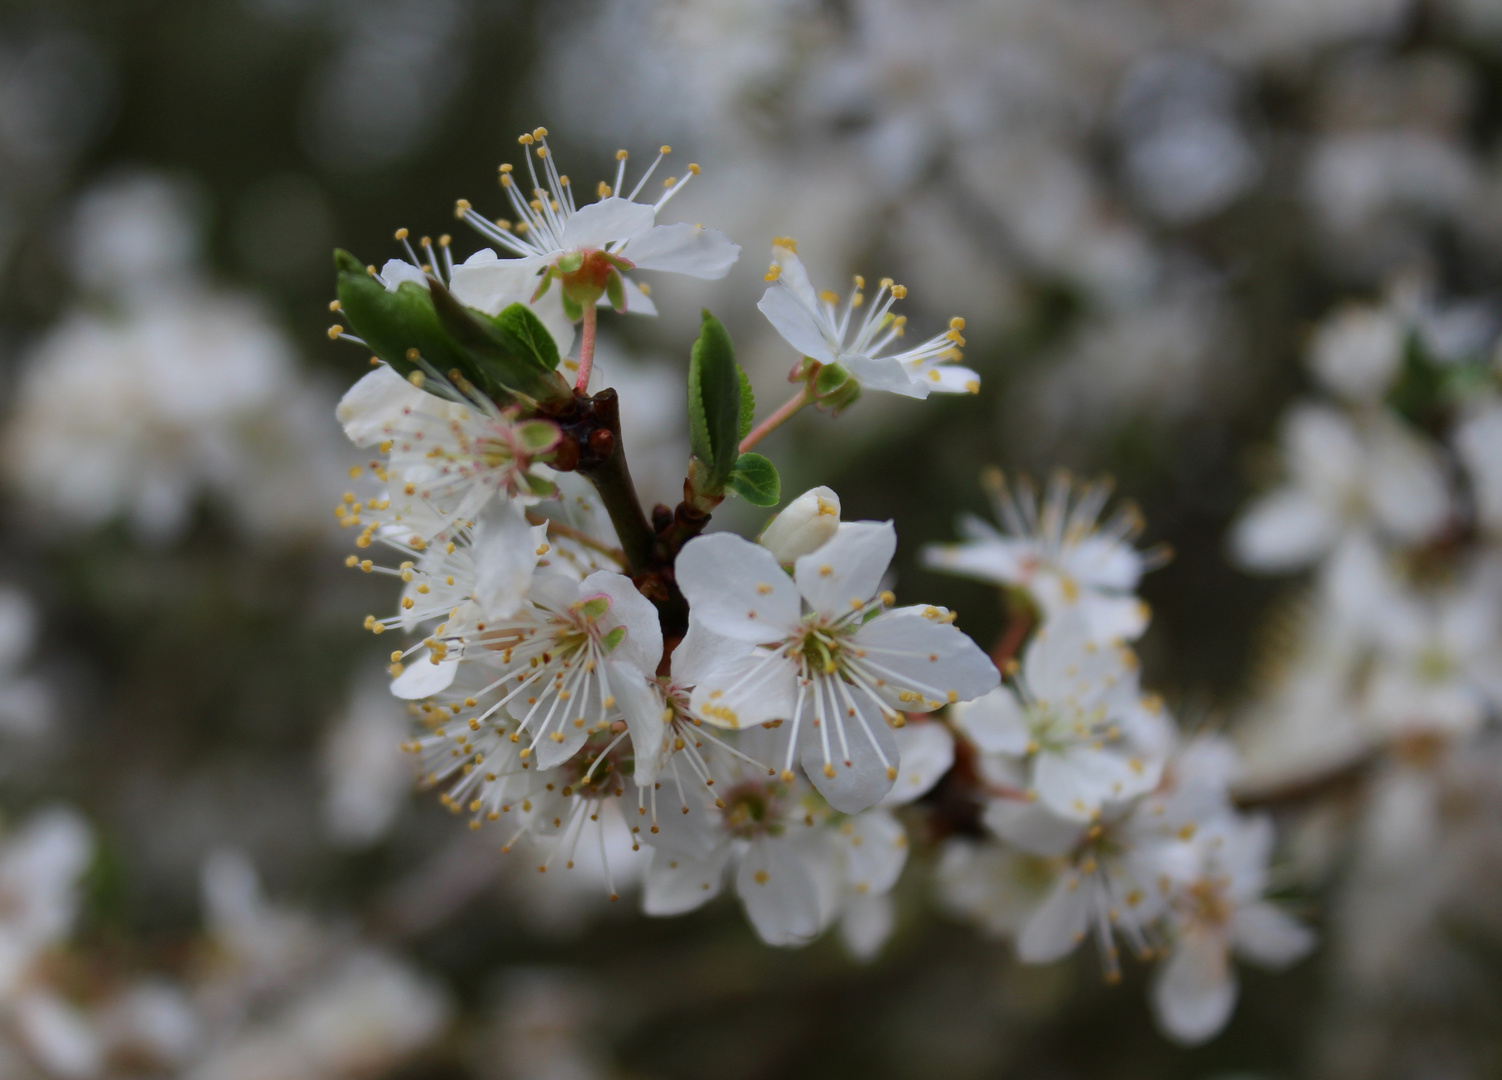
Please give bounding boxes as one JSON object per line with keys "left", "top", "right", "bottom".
{"left": 1017, "top": 870, "right": 1091, "bottom": 962}
{"left": 950, "top": 685, "right": 1030, "bottom": 756}
{"left": 882, "top": 722, "right": 955, "bottom": 806}
{"left": 390, "top": 656, "right": 458, "bottom": 699}
{"left": 844, "top": 353, "right": 929, "bottom": 398}
{"left": 581, "top": 570, "right": 663, "bottom": 673}
{"left": 850, "top": 607, "right": 1000, "bottom": 711}
{"left": 610, "top": 661, "right": 668, "bottom": 788}
{"left": 560, "top": 197, "right": 656, "bottom": 250}
{"left": 757, "top": 285, "right": 839, "bottom": 365}
{"left": 839, "top": 808, "right": 908, "bottom": 895}
{"left": 689, "top": 650, "right": 796, "bottom": 731}
{"left": 1034, "top": 745, "right": 1148, "bottom": 820}
{"left": 677, "top": 532, "right": 802, "bottom": 641}
{"left": 1229, "top": 487, "right": 1339, "bottom": 572}
{"left": 642, "top": 844, "right": 731, "bottom": 916}
{"left": 736, "top": 836, "right": 822, "bottom": 947}
{"left": 621, "top": 223, "right": 740, "bottom": 279}
{"left": 1152, "top": 931, "right": 1237, "bottom": 1045}
{"left": 1233, "top": 902, "right": 1315, "bottom": 969}
{"left": 981, "top": 798, "right": 1086, "bottom": 857}
{"left": 794, "top": 521, "right": 896, "bottom": 619}
{"left": 799, "top": 686, "right": 899, "bottom": 813}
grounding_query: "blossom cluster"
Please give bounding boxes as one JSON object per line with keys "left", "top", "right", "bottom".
{"left": 1228, "top": 282, "right": 1502, "bottom": 1026}
{"left": 327, "top": 130, "right": 1310, "bottom": 1046}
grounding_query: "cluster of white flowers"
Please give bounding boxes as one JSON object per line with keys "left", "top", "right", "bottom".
{"left": 1228, "top": 282, "right": 1502, "bottom": 1017}
{"left": 3, "top": 174, "right": 348, "bottom": 545}
{"left": 0, "top": 808, "right": 448, "bottom": 1080}
{"left": 317, "top": 128, "right": 1319, "bottom": 1048}
{"left": 922, "top": 470, "right": 1314, "bottom": 1044}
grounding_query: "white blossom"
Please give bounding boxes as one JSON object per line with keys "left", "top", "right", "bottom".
{"left": 757, "top": 240, "right": 979, "bottom": 398}
{"left": 953, "top": 612, "right": 1172, "bottom": 821}
{"left": 1230, "top": 404, "right": 1450, "bottom": 572}
{"left": 676, "top": 520, "right": 998, "bottom": 812}
{"left": 453, "top": 128, "right": 739, "bottom": 319}
{"left": 923, "top": 469, "right": 1157, "bottom": 642}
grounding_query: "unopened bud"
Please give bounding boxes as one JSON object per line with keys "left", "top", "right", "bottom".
{"left": 759, "top": 486, "right": 840, "bottom": 563}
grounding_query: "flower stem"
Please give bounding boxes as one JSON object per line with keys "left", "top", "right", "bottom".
{"left": 574, "top": 301, "right": 598, "bottom": 393}
{"left": 739, "top": 385, "right": 813, "bottom": 454}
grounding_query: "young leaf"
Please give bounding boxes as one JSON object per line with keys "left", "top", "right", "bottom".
{"left": 428, "top": 280, "right": 572, "bottom": 406}
{"left": 334, "top": 249, "right": 480, "bottom": 388}
{"left": 687, "top": 309, "right": 743, "bottom": 487}
{"left": 493, "top": 303, "right": 560, "bottom": 375}
{"left": 739, "top": 366, "right": 755, "bottom": 441}
{"left": 725, "top": 453, "right": 781, "bottom": 507}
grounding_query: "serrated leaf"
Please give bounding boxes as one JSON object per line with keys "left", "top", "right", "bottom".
{"left": 688, "top": 309, "right": 742, "bottom": 487}
{"left": 725, "top": 453, "right": 780, "bottom": 507}
{"left": 738, "top": 366, "right": 755, "bottom": 441}
{"left": 494, "top": 303, "right": 560, "bottom": 375}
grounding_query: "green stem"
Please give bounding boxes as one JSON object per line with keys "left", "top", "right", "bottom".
{"left": 739, "top": 385, "right": 813, "bottom": 454}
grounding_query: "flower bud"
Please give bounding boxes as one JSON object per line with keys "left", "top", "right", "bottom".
{"left": 758, "top": 486, "right": 840, "bottom": 563}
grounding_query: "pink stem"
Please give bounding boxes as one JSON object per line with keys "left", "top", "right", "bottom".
{"left": 739, "top": 385, "right": 813, "bottom": 454}
{"left": 574, "top": 301, "right": 598, "bottom": 393}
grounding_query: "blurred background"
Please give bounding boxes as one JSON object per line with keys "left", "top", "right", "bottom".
{"left": 3, "top": 0, "right": 1502, "bottom": 1077}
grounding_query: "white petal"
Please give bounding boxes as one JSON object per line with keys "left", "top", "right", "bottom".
{"left": 610, "top": 662, "right": 668, "bottom": 788}
{"left": 757, "top": 286, "right": 839, "bottom": 365}
{"left": 1230, "top": 488, "right": 1340, "bottom": 572}
{"left": 840, "top": 891, "right": 896, "bottom": 962}
{"left": 794, "top": 520, "right": 896, "bottom": 618}
{"left": 670, "top": 621, "right": 752, "bottom": 687}
{"left": 470, "top": 502, "right": 546, "bottom": 619}
{"left": 689, "top": 650, "right": 796, "bottom": 731}
{"left": 921, "top": 536, "right": 1029, "bottom": 586}
{"left": 844, "top": 353, "right": 929, "bottom": 398}
{"left": 882, "top": 722, "right": 955, "bottom": 806}
{"left": 642, "top": 845, "right": 731, "bottom": 916}
{"left": 981, "top": 798, "right": 1086, "bottom": 857}
{"left": 676, "top": 533, "right": 802, "bottom": 641}
{"left": 1152, "top": 932, "right": 1237, "bottom": 1045}
{"left": 581, "top": 570, "right": 663, "bottom": 674}
{"left": 380, "top": 259, "right": 428, "bottom": 291}
{"left": 949, "top": 685, "right": 1030, "bottom": 756}
{"left": 617, "top": 275, "right": 658, "bottom": 316}
{"left": 1017, "top": 870, "right": 1091, "bottom": 962}
{"left": 915, "top": 364, "right": 982, "bottom": 394}
{"left": 1366, "top": 417, "right": 1450, "bottom": 543}
{"left": 736, "top": 836, "right": 822, "bottom": 947}
{"left": 768, "top": 246, "right": 820, "bottom": 309}
{"left": 390, "top": 656, "right": 458, "bottom": 699}
{"left": 1233, "top": 902, "right": 1315, "bottom": 969}
{"left": 800, "top": 685, "right": 900, "bottom": 813}
{"left": 1034, "top": 746, "right": 1148, "bottom": 821}
{"left": 560, "top": 197, "right": 656, "bottom": 250}
{"left": 851, "top": 608, "right": 1000, "bottom": 711}
{"left": 840, "top": 809, "right": 908, "bottom": 895}
{"left": 336, "top": 365, "right": 424, "bottom": 447}
{"left": 621, "top": 223, "right": 740, "bottom": 279}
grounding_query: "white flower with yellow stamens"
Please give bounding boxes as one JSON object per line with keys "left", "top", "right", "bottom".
{"left": 923, "top": 469, "right": 1161, "bottom": 643}
{"left": 953, "top": 611, "right": 1172, "bottom": 822}
{"left": 756, "top": 239, "right": 980, "bottom": 398}
{"left": 675, "top": 519, "right": 998, "bottom": 813}
{"left": 451, "top": 127, "right": 740, "bottom": 320}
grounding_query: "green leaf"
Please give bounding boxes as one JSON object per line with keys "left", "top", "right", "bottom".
{"left": 725, "top": 453, "right": 780, "bottom": 506}
{"left": 428, "top": 280, "right": 572, "bottom": 407}
{"left": 738, "top": 366, "right": 755, "bottom": 441}
{"left": 687, "top": 309, "right": 742, "bottom": 487}
{"left": 334, "top": 249, "right": 481, "bottom": 388}
{"left": 516, "top": 419, "right": 563, "bottom": 454}
{"left": 494, "top": 303, "right": 560, "bottom": 375}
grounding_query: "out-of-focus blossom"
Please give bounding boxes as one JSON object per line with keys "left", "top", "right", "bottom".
{"left": 321, "top": 671, "right": 413, "bottom": 847}
{"left": 924, "top": 470, "right": 1157, "bottom": 643}
{"left": 0, "top": 589, "right": 51, "bottom": 740}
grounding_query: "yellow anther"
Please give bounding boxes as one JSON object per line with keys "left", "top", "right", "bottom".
{"left": 890, "top": 284, "right": 907, "bottom": 299}
{"left": 328, "top": 299, "right": 341, "bottom": 312}
{"left": 818, "top": 290, "right": 840, "bottom": 305}
{"left": 533, "top": 126, "right": 548, "bottom": 138}
{"left": 764, "top": 264, "right": 782, "bottom": 282}
{"left": 394, "top": 227, "right": 409, "bottom": 240}
{"left": 518, "top": 132, "right": 534, "bottom": 145}
{"left": 326, "top": 324, "right": 343, "bottom": 340}
{"left": 454, "top": 198, "right": 471, "bottom": 217}
{"left": 597, "top": 181, "right": 611, "bottom": 197}
{"left": 688, "top": 163, "right": 701, "bottom": 174}
{"left": 949, "top": 316, "right": 966, "bottom": 331}
{"left": 659, "top": 144, "right": 671, "bottom": 154}
{"left": 662, "top": 176, "right": 676, "bottom": 187}
{"left": 772, "top": 236, "right": 798, "bottom": 252}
